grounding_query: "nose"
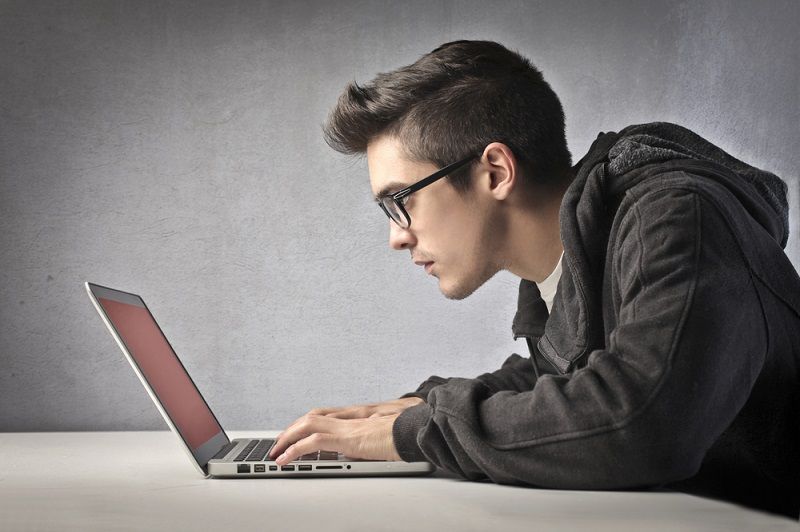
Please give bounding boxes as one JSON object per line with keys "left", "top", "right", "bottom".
{"left": 389, "top": 220, "right": 416, "bottom": 250}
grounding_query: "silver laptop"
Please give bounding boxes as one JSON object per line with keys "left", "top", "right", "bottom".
{"left": 86, "top": 282, "right": 435, "bottom": 478}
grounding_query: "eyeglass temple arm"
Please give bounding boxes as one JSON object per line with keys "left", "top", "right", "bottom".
{"left": 392, "top": 155, "right": 477, "bottom": 200}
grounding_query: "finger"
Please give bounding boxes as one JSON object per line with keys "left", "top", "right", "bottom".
{"left": 274, "top": 432, "right": 337, "bottom": 466}
{"left": 268, "top": 413, "right": 320, "bottom": 458}
{"left": 268, "top": 414, "right": 331, "bottom": 459}
{"left": 268, "top": 421, "right": 303, "bottom": 459}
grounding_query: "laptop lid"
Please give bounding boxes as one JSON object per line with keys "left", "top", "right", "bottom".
{"left": 86, "top": 282, "right": 229, "bottom": 477}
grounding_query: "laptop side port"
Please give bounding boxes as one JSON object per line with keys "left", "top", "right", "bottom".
{"left": 298, "top": 465, "right": 312, "bottom": 471}
{"left": 281, "top": 465, "right": 295, "bottom": 471}
{"left": 269, "top": 465, "right": 277, "bottom": 471}
{"left": 254, "top": 464, "right": 266, "bottom": 473}
{"left": 237, "top": 464, "right": 251, "bottom": 473}
{"left": 316, "top": 465, "right": 343, "bottom": 470}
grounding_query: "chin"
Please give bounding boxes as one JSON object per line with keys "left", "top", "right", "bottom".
{"left": 438, "top": 276, "right": 480, "bottom": 301}
{"left": 438, "top": 265, "right": 499, "bottom": 300}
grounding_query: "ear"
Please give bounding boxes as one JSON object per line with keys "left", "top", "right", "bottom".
{"left": 481, "top": 142, "right": 517, "bottom": 201}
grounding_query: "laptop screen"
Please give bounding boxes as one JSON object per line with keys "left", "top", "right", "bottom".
{"left": 87, "top": 283, "right": 228, "bottom": 471}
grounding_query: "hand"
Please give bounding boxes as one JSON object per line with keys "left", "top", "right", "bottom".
{"left": 267, "top": 412, "right": 403, "bottom": 465}
{"left": 304, "top": 397, "right": 425, "bottom": 420}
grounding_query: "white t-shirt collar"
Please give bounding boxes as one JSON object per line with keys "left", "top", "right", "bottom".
{"left": 535, "top": 251, "right": 564, "bottom": 314}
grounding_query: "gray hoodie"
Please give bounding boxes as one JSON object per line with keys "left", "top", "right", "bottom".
{"left": 392, "top": 122, "right": 800, "bottom": 518}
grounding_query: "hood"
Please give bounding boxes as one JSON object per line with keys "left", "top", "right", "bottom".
{"left": 604, "top": 121, "right": 789, "bottom": 248}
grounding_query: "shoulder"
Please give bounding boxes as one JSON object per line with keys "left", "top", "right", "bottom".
{"left": 609, "top": 174, "right": 749, "bottom": 296}
{"left": 612, "top": 170, "right": 738, "bottom": 251}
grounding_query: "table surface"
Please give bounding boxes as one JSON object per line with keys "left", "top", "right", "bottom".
{"left": 1, "top": 430, "right": 796, "bottom": 531}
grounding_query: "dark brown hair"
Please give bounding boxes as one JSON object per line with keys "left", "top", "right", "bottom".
{"left": 322, "top": 40, "right": 572, "bottom": 191}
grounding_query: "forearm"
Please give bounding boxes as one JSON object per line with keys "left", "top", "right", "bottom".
{"left": 399, "top": 346, "right": 552, "bottom": 403}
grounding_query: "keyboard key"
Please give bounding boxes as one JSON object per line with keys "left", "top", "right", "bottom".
{"left": 234, "top": 439, "right": 260, "bottom": 461}
{"left": 245, "top": 439, "right": 275, "bottom": 461}
{"left": 211, "top": 441, "right": 238, "bottom": 461}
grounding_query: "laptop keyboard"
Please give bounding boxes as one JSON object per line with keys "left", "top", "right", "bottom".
{"left": 221, "top": 439, "right": 341, "bottom": 462}
{"left": 299, "top": 450, "right": 340, "bottom": 461}
{"left": 237, "top": 439, "right": 274, "bottom": 462}
{"left": 211, "top": 441, "right": 239, "bottom": 461}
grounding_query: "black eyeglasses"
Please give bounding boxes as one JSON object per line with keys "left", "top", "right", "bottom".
{"left": 376, "top": 155, "right": 478, "bottom": 228}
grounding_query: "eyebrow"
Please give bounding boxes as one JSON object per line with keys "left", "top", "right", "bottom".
{"left": 374, "top": 181, "right": 409, "bottom": 201}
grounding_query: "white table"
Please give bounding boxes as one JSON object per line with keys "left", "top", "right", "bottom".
{"left": 1, "top": 431, "right": 796, "bottom": 531}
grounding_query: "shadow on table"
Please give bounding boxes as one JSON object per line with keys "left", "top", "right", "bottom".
{"left": 427, "top": 467, "right": 799, "bottom": 522}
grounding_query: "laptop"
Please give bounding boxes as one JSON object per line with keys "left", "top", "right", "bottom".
{"left": 86, "top": 282, "right": 435, "bottom": 478}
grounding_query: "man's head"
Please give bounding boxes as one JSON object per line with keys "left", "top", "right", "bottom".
{"left": 322, "top": 40, "right": 572, "bottom": 298}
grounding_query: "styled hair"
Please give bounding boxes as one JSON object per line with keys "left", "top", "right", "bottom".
{"left": 322, "top": 40, "right": 572, "bottom": 191}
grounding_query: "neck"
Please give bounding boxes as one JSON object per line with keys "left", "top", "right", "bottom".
{"left": 505, "top": 181, "right": 566, "bottom": 283}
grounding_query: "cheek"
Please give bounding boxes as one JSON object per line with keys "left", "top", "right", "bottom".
{"left": 417, "top": 189, "right": 487, "bottom": 262}
{"left": 437, "top": 208, "right": 486, "bottom": 264}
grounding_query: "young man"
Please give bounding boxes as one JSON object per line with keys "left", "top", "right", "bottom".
{"left": 267, "top": 40, "right": 800, "bottom": 518}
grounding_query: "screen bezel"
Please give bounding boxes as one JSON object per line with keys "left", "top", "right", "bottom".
{"left": 86, "top": 281, "right": 230, "bottom": 476}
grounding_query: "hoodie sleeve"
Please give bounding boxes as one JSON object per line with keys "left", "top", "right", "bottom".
{"left": 398, "top": 352, "right": 542, "bottom": 402}
{"left": 392, "top": 186, "right": 766, "bottom": 489}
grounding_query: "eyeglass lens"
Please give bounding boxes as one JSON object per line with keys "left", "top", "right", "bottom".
{"left": 380, "top": 197, "right": 408, "bottom": 228}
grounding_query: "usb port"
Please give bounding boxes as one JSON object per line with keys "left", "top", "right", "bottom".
{"left": 281, "top": 465, "right": 295, "bottom": 471}
{"left": 254, "top": 464, "right": 265, "bottom": 473}
{"left": 269, "top": 465, "right": 277, "bottom": 471}
{"left": 298, "top": 465, "right": 312, "bottom": 471}
{"left": 237, "top": 464, "right": 251, "bottom": 473}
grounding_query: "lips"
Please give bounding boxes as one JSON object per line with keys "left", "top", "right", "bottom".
{"left": 414, "top": 260, "right": 434, "bottom": 274}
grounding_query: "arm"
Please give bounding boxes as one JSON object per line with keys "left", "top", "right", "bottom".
{"left": 393, "top": 187, "right": 765, "bottom": 489}
{"left": 399, "top": 348, "right": 556, "bottom": 402}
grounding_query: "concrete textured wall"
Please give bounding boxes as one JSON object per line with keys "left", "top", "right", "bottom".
{"left": 1, "top": 0, "right": 797, "bottom": 431}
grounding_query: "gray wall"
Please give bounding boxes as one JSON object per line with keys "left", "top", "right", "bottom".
{"left": 1, "top": 0, "right": 797, "bottom": 432}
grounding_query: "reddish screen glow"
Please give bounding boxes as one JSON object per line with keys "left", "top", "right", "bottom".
{"left": 99, "top": 297, "right": 221, "bottom": 450}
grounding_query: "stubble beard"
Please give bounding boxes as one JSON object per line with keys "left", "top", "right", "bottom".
{"left": 439, "top": 261, "right": 500, "bottom": 300}
{"left": 439, "top": 210, "right": 505, "bottom": 301}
